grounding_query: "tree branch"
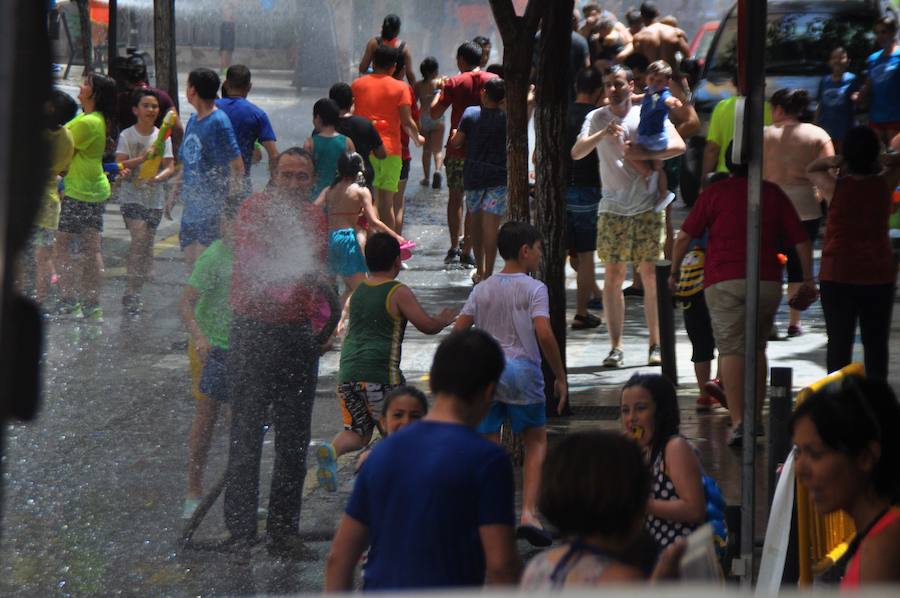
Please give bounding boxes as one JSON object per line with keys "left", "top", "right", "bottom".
{"left": 488, "top": 0, "right": 518, "bottom": 42}
{"left": 523, "top": 0, "right": 545, "bottom": 34}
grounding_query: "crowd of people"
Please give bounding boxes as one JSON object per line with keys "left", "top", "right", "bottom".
{"left": 19, "top": 0, "right": 900, "bottom": 590}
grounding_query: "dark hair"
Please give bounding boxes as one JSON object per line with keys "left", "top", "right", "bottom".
{"left": 473, "top": 35, "right": 491, "bottom": 49}
{"left": 85, "top": 72, "right": 117, "bottom": 120}
{"left": 130, "top": 88, "right": 159, "bottom": 108}
{"left": 382, "top": 385, "right": 429, "bottom": 417}
{"left": 430, "top": 329, "right": 505, "bottom": 404}
{"left": 789, "top": 375, "right": 900, "bottom": 502}
{"left": 875, "top": 15, "right": 898, "bottom": 34}
{"left": 274, "top": 146, "right": 314, "bottom": 171}
{"left": 333, "top": 151, "right": 365, "bottom": 186}
{"left": 625, "top": 8, "right": 643, "bottom": 27}
{"left": 575, "top": 67, "right": 604, "bottom": 94}
{"left": 842, "top": 126, "right": 881, "bottom": 176}
{"left": 640, "top": 1, "right": 660, "bottom": 21}
{"left": 486, "top": 63, "right": 504, "bottom": 78}
{"left": 603, "top": 63, "right": 634, "bottom": 82}
{"left": 364, "top": 231, "right": 401, "bottom": 272}
{"left": 724, "top": 140, "right": 748, "bottom": 177}
{"left": 420, "top": 56, "right": 439, "bottom": 79}
{"left": 329, "top": 82, "right": 353, "bottom": 111}
{"left": 622, "top": 373, "right": 680, "bottom": 462}
{"left": 457, "top": 42, "right": 483, "bottom": 68}
{"left": 313, "top": 98, "right": 340, "bottom": 127}
{"left": 381, "top": 14, "right": 401, "bottom": 40}
{"left": 224, "top": 64, "right": 252, "bottom": 91}
{"left": 372, "top": 45, "right": 400, "bottom": 71}
{"left": 497, "top": 221, "right": 542, "bottom": 260}
{"left": 540, "top": 431, "right": 651, "bottom": 538}
{"left": 624, "top": 52, "right": 650, "bottom": 74}
{"left": 188, "top": 68, "right": 220, "bottom": 101}
{"left": 47, "top": 89, "right": 78, "bottom": 130}
{"left": 770, "top": 88, "right": 811, "bottom": 119}
{"left": 483, "top": 78, "right": 505, "bottom": 103}
{"left": 582, "top": 3, "right": 601, "bottom": 17}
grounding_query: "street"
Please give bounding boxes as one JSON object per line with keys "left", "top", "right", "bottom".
{"left": 2, "top": 76, "right": 897, "bottom": 595}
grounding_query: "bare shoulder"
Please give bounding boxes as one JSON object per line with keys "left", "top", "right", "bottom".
{"left": 857, "top": 515, "right": 900, "bottom": 581}
{"left": 665, "top": 435, "right": 699, "bottom": 464}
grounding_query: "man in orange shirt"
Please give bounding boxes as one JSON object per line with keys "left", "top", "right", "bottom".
{"left": 351, "top": 45, "right": 423, "bottom": 231}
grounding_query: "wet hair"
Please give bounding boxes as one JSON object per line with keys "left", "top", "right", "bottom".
{"left": 622, "top": 373, "right": 680, "bottom": 462}
{"left": 430, "top": 329, "right": 505, "bottom": 404}
{"left": 382, "top": 385, "right": 429, "bottom": 417}
{"left": 224, "top": 64, "right": 252, "bottom": 91}
{"left": 875, "top": 15, "right": 898, "bottom": 34}
{"left": 328, "top": 82, "right": 353, "bottom": 111}
{"left": 486, "top": 63, "right": 504, "bottom": 78}
{"left": 540, "top": 431, "right": 651, "bottom": 538}
{"left": 420, "top": 56, "right": 439, "bottom": 79}
{"left": 188, "top": 68, "right": 220, "bottom": 101}
{"left": 334, "top": 151, "right": 365, "bottom": 185}
{"left": 603, "top": 63, "right": 634, "bottom": 82}
{"left": 497, "top": 221, "right": 542, "bottom": 260}
{"left": 596, "top": 15, "right": 616, "bottom": 33}
{"left": 789, "top": 375, "right": 900, "bottom": 503}
{"left": 842, "top": 126, "right": 881, "bottom": 176}
{"left": 130, "top": 88, "right": 159, "bottom": 108}
{"left": 85, "top": 72, "right": 117, "bottom": 120}
{"left": 457, "top": 42, "right": 484, "bottom": 68}
{"left": 313, "top": 98, "right": 340, "bottom": 127}
{"left": 483, "top": 78, "right": 505, "bottom": 103}
{"left": 575, "top": 67, "right": 604, "bottom": 94}
{"left": 724, "top": 140, "right": 748, "bottom": 177}
{"left": 274, "top": 146, "right": 314, "bottom": 172}
{"left": 624, "top": 52, "right": 651, "bottom": 74}
{"left": 47, "top": 89, "right": 78, "bottom": 130}
{"left": 770, "top": 88, "right": 811, "bottom": 119}
{"left": 364, "top": 231, "right": 401, "bottom": 272}
{"left": 647, "top": 59, "right": 673, "bottom": 78}
{"left": 582, "top": 3, "right": 601, "bottom": 17}
{"left": 640, "top": 1, "right": 660, "bottom": 22}
{"left": 625, "top": 8, "right": 643, "bottom": 27}
{"left": 473, "top": 35, "right": 490, "bottom": 49}
{"left": 372, "top": 45, "right": 400, "bottom": 71}
{"left": 381, "top": 14, "right": 401, "bottom": 41}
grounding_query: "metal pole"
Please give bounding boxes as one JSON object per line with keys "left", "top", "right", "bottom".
{"left": 108, "top": 0, "right": 117, "bottom": 67}
{"left": 768, "top": 367, "right": 793, "bottom": 507}
{"left": 655, "top": 260, "right": 678, "bottom": 386}
{"left": 738, "top": 0, "right": 767, "bottom": 587}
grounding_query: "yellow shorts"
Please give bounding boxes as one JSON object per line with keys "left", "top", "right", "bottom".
{"left": 188, "top": 338, "right": 210, "bottom": 401}
{"left": 596, "top": 210, "right": 664, "bottom": 264}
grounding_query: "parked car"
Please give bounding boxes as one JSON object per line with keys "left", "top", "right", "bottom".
{"left": 680, "top": 0, "right": 896, "bottom": 206}
{"left": 689, "top": 20, "right": 720, "bottom": 70}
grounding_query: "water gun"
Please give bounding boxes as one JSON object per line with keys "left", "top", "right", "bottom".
{"left": 138, "top": 109, "right": 178, "bottom": 181}
{"left": 103, "top": 162, "right": 126, "bottom": 182}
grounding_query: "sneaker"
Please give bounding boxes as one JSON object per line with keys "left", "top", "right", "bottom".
{"left": 122, "top": 294, "right": 143, "bottom": 316}
{"left": 459, "top": 253, "right": 476, "bottom": 269}
{"left": 315, "top": 443, "right": 338, "bottom": 492}
{"left": 571, "top": 313, "right": 601, "bottom": 329}
{"left": 703, "top": 378, "right": 728, "bottom": 408}
{"left": 432, "top": 172, "right": 442, "bottom": 189}
{"left": 57, "top": 300, "right": 83, "bottom": 319}
{"left": 443, "top": 248, "right": 460, "bottom": 265}
{"left": 182, "top": 497, "right": 200, "bottom": 520}
{"left": 84, "top": 305, "right": 104, "bottom": 323}
{"left": 622, "top": 285, "right": 644, "bottom": 298}
{"left": 727, "top": 426, "right": 744, "bottom": 448}
{"left": 587, "top": 297, "right": 604, "bottom": 310}
{"left": 419, "top": 178, "right": 430, "bottom": 187}
{"left": 654, "top": 191, "right": 676, "bottom": 213}
{"left": 603, "top": 348, "right": 624, "bottom": 368}
{"left": 696, "top": 395, "right": 717, "bottom": 412}
{"left": 787, "top": 324, "right": 804, "bottom": 337}
{"left": 648, "top": 344, "right": 662, "bottom": 366}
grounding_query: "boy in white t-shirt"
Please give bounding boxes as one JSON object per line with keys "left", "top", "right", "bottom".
{"left": 115, "top": 89, "right": 175, "bottom": 314}
{"left": 453, "top": 221, "right": 568, "bottom": 548}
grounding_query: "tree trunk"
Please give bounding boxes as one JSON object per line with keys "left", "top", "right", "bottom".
{"left": 74, "top": 0, "right": 93, "bottom": 73}
{"left": 534, "top": 0, "right": 573, "bottom": 416}
{"left": 153, "top": 0, "right": 179, "bottom": 112}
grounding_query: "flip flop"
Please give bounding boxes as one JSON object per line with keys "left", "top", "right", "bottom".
{"left": 516, "top": 524, "right": 553, "bottom": 547}
{"left": 315, "top": 443, "right": 338, "bottom": 493}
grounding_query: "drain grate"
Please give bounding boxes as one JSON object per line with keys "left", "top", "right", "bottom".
{"left": 567, "top": 405, "right": 620, "bottom": 421}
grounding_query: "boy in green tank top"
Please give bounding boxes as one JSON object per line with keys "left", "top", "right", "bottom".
{"left": 316, "top": 233, "right": 457, "bottom": 491}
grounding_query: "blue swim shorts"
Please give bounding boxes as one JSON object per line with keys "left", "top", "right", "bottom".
{"left": 477, "top": 401, "right": 547, "bottom": 434}
{"left": 636, "top": 131, "right": 668, "bottom": 152}
{"left": 328, "top": 227, "right": 368, "bottom": 277}
{"left": 199, "top": 346, "right": 230, "bottom": 402}
{"left": 465, "top": 186, "right": 508, "bottom": 215}
{"left": 180, "top": 217, "right": 220, "bottom": 250}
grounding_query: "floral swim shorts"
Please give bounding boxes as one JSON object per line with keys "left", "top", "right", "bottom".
{"left": 465, "top": 186, "right": 507, "bottom": 216}
{"left": 596, "top": 209, "right": 664, "bottom": 264}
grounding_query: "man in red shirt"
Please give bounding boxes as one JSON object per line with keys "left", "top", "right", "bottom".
{"left": 223, "top": 147, "right": 330, "bottom": 556}
{"left": 669, "top": 155, "right": 815, "bottom": 448}
{"left": 431, "top": 41, "right": 498, "bottom": 266}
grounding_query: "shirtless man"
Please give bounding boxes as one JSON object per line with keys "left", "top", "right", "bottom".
{"left": 631, "top": 2, "right": 690, "bottom": 78}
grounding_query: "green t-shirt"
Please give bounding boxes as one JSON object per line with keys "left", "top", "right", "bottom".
{"left": 37, "top": 128, "right": 74, "bottom": 230}
{"left": 188, "top": 240, "right": 233, "bottom": 349}
{"left": 63, "top": 111, "right": 111, "bottom": 203}
{"left": 706, "top": 96, "right": 774, "bottom": 173}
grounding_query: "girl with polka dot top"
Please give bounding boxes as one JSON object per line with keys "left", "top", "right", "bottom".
{"left": 620, "top": 373, "right": 707, "bottom": 548}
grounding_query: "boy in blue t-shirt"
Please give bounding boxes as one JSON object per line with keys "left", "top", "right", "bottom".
{"left": 325, "top": 329, "right": 521, "bottom": 591}
{"left": 166, "top": 68, "right": 243, "bottom": 270}
{"left": 816, "top": 47, "right": 859, "bottom": 152}
{"left": 450, "top": 78, "right": 507, "bottom": 283}
{"left": 628, "top": 59, "right": 682, "bottom": 209}
{"left": 863, "top": 15, "right": 900, "bottom": 145}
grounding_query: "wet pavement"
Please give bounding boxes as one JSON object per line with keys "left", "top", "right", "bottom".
{"left": 2, "top": 74, "right": 899, "bottom": 595}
